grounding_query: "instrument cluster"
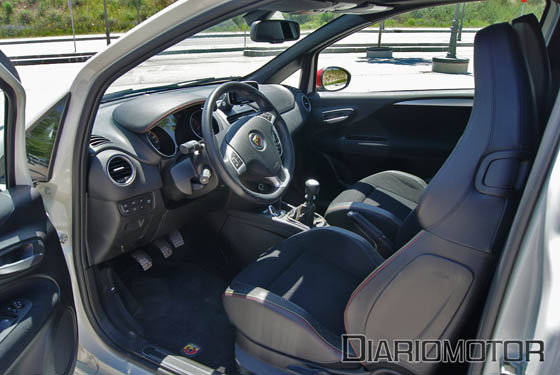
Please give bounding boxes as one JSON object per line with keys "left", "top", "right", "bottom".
{"left": 144, "top": 103, "right": 219, "bottom": 158}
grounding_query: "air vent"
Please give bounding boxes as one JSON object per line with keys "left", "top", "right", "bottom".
{"left": 302, "top": 96, "right": 312, "bottom": 112}
{"left": 90, "top": 135, "right": 111, "bottom": 147}
{"left": 271, "top": 128, "right": 283, "bottom": 156}
{"left": 106, "top": 155, "right": 136, "bottom": 186}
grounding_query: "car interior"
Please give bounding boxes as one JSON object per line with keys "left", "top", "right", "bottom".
{"left": 73, "top": 0, "right": 560, "bottom": 374}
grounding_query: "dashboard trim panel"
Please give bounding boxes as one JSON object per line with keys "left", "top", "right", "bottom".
{"left": 88, "top": 83, "right": 309, "bottom": 265}
{"left": 112, "top": 95, "right": 206, "bottom": 134}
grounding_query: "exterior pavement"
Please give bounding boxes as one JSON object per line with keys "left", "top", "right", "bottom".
{"left": 6, "top": 29, "right": 476, "bottom": 122}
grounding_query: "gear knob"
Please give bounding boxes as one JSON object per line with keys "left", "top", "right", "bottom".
{"left": 305, "top": 179, "right": 320, "bottom": 197}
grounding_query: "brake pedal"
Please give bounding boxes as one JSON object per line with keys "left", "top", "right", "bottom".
{"left": 131, "top": 250, "right": 152, "bottom": 271}
{"left": 154, "top": 239, "right": 173, "bottom": 258}
{"left": 168, "top": 230, "right": 185, "bottom": 248}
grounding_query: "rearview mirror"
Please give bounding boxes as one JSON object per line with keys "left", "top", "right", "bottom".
{"left": 316, "top": 67, "right": 351, "bottom": 92}
{"left": 250, "top": 20, "right": 300, "bottom": 44}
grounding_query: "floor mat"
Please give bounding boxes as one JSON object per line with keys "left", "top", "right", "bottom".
{"left": 123, "top": 262, "right": 237, "bottom": 373}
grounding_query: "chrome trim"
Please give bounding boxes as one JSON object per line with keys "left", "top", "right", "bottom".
{"left": 0, "top": 253, "right": 44, "bottom": 275}
{"left": 105, "top": 154, "right": 137, "bottom": 187}
{"left": 394, "top": 98, "right": 473, "bottom": 107}
{"left": 321, "top": 108, "right": 354, "bottom": 125}
{"left": 323, "top": 115, "right": 350, "bottom": 124}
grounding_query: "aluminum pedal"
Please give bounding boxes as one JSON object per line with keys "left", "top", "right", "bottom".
{"left": 154, "top": 239, "right": 173, "bottom": 258}
{"left": 131, "top": 250, "right": 152, "bottom": 271}
{"left": 168, "top": 230, "right": 185, "bottom": 248}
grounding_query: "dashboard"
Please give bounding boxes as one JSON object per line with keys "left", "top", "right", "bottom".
{"left": 86, "top": 83, "right": 312, "bottom": 265}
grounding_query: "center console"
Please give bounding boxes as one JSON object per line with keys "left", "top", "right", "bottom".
{"left": 264, "top": 200, "right": 327, "bottom": 230}
{"left": 220, "top": 179, "right": 328, "bottom": 265}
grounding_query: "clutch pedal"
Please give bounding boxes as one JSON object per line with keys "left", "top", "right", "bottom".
{"left": 131, "top": 250, "right": 152, "bottom": 271}
{"left": 168, "top": 230, "right": 185, "bottom": 248}
{"left": 154, "top": 239, "right": 173, "bottom": 258}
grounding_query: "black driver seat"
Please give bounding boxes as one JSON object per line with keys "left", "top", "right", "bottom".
{"left": 324, "top": 13, "right": 551, "bottom": 255}
{"left": 224, "top": 23, "right": 538, "bottom": 374}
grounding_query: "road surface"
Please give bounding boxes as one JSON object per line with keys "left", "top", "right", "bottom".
{"left": 4, "top": 30, "right": 476, "bottom": 121}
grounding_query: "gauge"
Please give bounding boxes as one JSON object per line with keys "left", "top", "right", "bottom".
{"left": 189, "top": 107, "right": 222, "bottom": 139}
{"left": 157, "top": 114, "right": 176, "bottom": 134}
{"left": 146, "top": 130, "right": 161, "bottom": 151}
{"left": 189, "top": 108, "right": 203, "bottom": 139}
{"left": 146, "top": 126, "right": 177, "bottom": 157}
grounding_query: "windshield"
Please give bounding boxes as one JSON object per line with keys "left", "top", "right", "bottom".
{"left": 105, "top": 13, "right": 338, "bottom": 97}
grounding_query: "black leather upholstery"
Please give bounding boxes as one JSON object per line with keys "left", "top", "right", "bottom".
{"left": 225, "top": 23, "right": 537, "bottom": 374}
{"left": 326, "top": 14, "right": 549, "bottom": 254}
{"left": 350, "top": 23, "right": 535, "bottom": 374}
{"left": 416, "top": 24, "right": 536, "bottom": 251}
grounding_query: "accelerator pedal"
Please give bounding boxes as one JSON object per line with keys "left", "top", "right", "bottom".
{"left": 168, "top": 230, "right": 185, "bottom": 248}
{"left": 154, "top": 239, "right": 173, "bottom": 259}
{"left": 131, "top": 250, "right": 152, "bottom": 271}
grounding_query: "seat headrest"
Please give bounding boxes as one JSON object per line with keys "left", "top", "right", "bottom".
{"left": 416, "top": 23, "right": 536, "bottom": 252}
{"left": 512, "top": 13, "right": 553, "bottom": 137}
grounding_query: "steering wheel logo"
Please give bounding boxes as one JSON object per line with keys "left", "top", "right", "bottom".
{"left": 250, "top": 133, "right": 265, "bottom": 150}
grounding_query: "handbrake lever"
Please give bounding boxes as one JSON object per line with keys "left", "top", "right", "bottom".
{"left": 347, "top": 210, "right": 394, "bottom": 258}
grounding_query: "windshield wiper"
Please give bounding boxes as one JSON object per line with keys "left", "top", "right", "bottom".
{"left": 101, "top": 76, "right": 242, "bottom": 103}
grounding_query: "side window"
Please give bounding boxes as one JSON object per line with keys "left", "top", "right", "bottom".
{"left": 25, "top": 96, "right": 68, "bottom": 182}
{"left": 317, "top": 1, "right": 546, "bottom": 93}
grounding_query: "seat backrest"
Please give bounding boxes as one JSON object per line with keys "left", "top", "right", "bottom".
{"left": 395, "top": 15, "right": 552, "bottom": 250}
{"left": 415, "top": 22, "right": 537, "bottom": 253}
{"left": 345, "top": 23, "right": 536, "bottom": 375}
{"left": 512, "top": 13, "right": 553, "bottom": 138}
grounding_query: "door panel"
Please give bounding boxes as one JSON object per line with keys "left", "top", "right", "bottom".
{"left": 303, "top": 90, "right": 473, "bottom": 200}
{"left": 0, "top": 55, "right": 77, "bottom": 374}
{"left": 0, "top": 187, "right": 77, "bottom": 375}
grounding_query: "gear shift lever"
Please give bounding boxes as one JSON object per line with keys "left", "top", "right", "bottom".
{"left": 305, "top": 179, "right": 320, "bottom": 202}
{"left": 302, "top": 179, "right": 320, "bottom": 227}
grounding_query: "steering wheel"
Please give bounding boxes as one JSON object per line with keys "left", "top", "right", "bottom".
{"left": 202, "top": 82, "right": 295, "bottom": 204}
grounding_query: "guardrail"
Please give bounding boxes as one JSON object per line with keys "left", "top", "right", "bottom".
{"left": 0, "top": 27, "right": 479, "bottom": 46}
{"left": 5, "top": 28, "right": 478, "bottom": 66}
{"left": 10, "top": 52, "right": 94, "bottom": 65}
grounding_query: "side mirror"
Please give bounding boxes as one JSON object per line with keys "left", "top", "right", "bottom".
{"left": 316, "top": 67, "right": 351, "bottom": 92}
{"left": 250, "top": 20, "right": 300, "bottom": 44}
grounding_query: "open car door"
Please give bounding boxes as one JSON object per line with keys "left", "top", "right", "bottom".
{"left": 0, "top": 56, "right": 78, "bottom": 374}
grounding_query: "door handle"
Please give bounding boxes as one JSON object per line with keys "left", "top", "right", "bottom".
{"left": 0, "top": 239, "right": 45, "bottom": 275}
{"left": 321, "top": 108, "right": 354, "bottom": 125}
{"left": 324, "top": 115, "right": 350, "bottom": 124}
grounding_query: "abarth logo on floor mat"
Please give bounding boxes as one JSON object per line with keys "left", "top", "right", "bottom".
{"left": 182, "top": 343, "right": 201, "bottom": 357}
